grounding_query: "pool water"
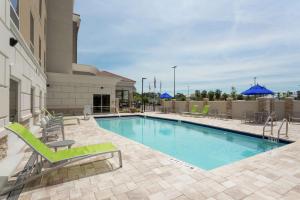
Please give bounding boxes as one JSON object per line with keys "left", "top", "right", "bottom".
{"left": 96, "top": 116, "right": 285, "bottom": 170}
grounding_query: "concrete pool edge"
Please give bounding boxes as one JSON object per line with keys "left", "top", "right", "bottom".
{"left": 94, "top": 115, "right": 293, "bottom": 171}
{"left": 94, "top": 114, "right": 293, "bottom": 144}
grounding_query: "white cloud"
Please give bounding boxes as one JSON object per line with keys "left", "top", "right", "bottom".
{"left": 75, "top": 0, "right": 300, "bottom": 93}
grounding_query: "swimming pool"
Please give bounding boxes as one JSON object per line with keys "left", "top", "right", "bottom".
{"left": 96, "top": 116, "right": 286, "bottom": 170}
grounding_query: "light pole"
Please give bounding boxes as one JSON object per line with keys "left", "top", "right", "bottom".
{"left": 142, "top": 77, "right": 147, "bottom": 113}
{"left": 172, "top": 66, "right": 177, "bottom": 98}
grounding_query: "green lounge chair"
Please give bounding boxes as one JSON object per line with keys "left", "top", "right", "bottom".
{"left": 2, "top": 123, "right": 122, "bottom": 194}
{"left": 182, "top": 105, "right": 199, "bottom": 115}
{"left": 191, "top": 105, "right": 210, "bottom": 117}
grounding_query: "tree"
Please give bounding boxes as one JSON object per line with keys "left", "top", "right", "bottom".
{"left": 230, "top": 86, "right": 237, "bottom": 100}
{"left": 201, "top": 90, "right": 207, "bottom": 99}
{"left": 208, "top": 90, "right": 215, "bottom": 101}
{"left": 195, "top": 90, "right": 201, "bottom": 101}
{"left": 237, "top": 94, "right": 244, "bottom": 100}
{"left": 221, "top": 93, "right": 229, "bottom": 100}
{"left": 190, "top": 93, "right": 196, "bottom": 101}
{"left": 277, "top": 92, "right": 281, "bottom": 100}
{"left": 175, "top": 93, "right": 186, "bottom": 101}
{"left": 286, "top": 91, "right": 293, "bottom": 97}
{"left": 133, "top": 92, "right": 142, "bottom": 103}
{"left": 215, "top": 89, "right": 222, "bottom": 100}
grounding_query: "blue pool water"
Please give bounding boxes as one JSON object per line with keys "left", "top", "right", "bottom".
{"left": 96, "top": 116, "right": 285, "bottom": 170}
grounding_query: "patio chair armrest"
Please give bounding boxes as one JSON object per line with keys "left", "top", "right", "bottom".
{"left": 45, "top": 125, "right": 62, "bottom": 132}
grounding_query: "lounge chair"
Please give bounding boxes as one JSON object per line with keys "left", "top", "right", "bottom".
{"left": 208, "top": 109, "right": 218, "bottom": 118}
{"left": 40, "top": 117, "right": 63, "bottom": 141}
{"left": 192, "top": 105, "right": 210, "bottom": 117}
{"left": 1, "top": 123, "right": 122, "bottom": 194}
{"left": 289, "top": 112, "right": 300, "bottom": 123}
{"left": 42, "top": 108, "right": 80, "bottom": 125}
{"left": 182, "top": 105, "right": 199, "bottom": 115}
{"left": 242, "top": 111, "right": 255, "bottom": 123}
{"left": 83, "top": 105, "right": 92, "bottom": 120}
{"left": 218, "top": 112, "right": 232, "bottom": 120}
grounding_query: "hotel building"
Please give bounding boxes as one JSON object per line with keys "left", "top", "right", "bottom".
{"left": 0, "top": 0, "right": 135, "bottom": 189}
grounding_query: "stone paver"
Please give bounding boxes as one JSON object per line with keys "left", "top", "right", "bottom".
{"left": 6, "top": 113, "right": 300, "bottom": 200}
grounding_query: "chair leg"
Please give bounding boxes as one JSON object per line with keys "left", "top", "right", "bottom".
{"left": 118, "top": 151, "right": 123, "bottom": 168}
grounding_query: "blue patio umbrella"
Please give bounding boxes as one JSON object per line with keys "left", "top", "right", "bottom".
{"left": 160, "top": 92, "right": 173, "bottom": 99}
{"left": 241, "top": 84, "right": 274, "bottom": 95}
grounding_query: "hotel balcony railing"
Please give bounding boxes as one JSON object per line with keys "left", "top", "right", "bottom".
{"left": 10, "top": 2, "right": 19, "bottom": 29}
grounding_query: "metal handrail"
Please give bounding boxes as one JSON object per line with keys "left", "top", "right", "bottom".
{"left": 278, "top": 118, "right": 288, "bottom": 139}
{"left": 263, "top": 116, "right": 273, "bottom": 139}
{"left": 116, "top": 107, "right": 121, "bottom": 117}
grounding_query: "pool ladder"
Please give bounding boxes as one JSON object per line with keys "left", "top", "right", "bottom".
{"left": 115, "top": 107, "right": 121, "bottom": 117}
{"left": 263, "top": 116, "right": 288, "bottom": 142}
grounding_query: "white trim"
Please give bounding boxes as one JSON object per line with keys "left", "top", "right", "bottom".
{"left": 0, "top": 128, "right": 8, "bottom": 139}
{"left": 10, "top": 20, "right": 47, "bottom": 80}
{"left": 20, "top": 114, "right": 32, "bottom": 122}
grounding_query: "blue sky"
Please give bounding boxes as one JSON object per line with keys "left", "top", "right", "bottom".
{"left": 75, "top": 0, "right": 300, "bottom": 94}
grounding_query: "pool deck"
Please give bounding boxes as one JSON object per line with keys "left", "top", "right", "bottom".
{"left": 11, "top": 113, "right": 300, "bottom": 199}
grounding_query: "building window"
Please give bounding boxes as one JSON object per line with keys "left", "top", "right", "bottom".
{"left": 30, "top": 12, "right": 34, "bottom": 53}
{"left": 116, "top": 90, "right": 129, "bottom": 108}
{"left": 39, "top": 0, "right": 42, "bottom": 18}
{"left": 10, "top": 0, "right": 19, "bottom": 28}
{"left": 10, "top": 0, "right": 19, "bottom": 13}
{"left": 39, "top": 37, "right": 41, "bottom": 65}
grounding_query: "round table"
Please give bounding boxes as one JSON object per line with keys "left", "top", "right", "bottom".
{"left": 47, "top": 140, "right": 75, "bottom": 151}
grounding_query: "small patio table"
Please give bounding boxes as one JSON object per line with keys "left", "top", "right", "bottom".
{"left": 47, "top": 140, "right": 75, "bottom": 152}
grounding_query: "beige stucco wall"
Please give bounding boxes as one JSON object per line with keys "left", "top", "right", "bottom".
{"left": 189, "top": 101, "right": 204, "bottom": 112}
{"left": 0, "top": 0, "right": 47, "bottom": 189}
{"left": 274, "top": 100, "right": 285, "bottom": 119}
{"left": 174, "top": 101, "right": 187, "bottom": 113}
{"left": 168, "top": 100, "right": 300, "bottom": 120}
{"left": 293, "top": 100, "right": 300, "bottom": 113}
{"left": 19, "top": 0, "right": 47, "bottom": 71}
{"left": 232, "top": 101, "right": 258, "bottom": 119}
{"left": 208, "top": 101, "right": 227, "bottom": 113}
{"left": 46, "top": 0, "right": 74, "bottom": 74}
{"left": 46, "top": 72, "right": 121, "bottom": 113}
{"left": 162, "top": 101, "right": 172, "bottom": 110}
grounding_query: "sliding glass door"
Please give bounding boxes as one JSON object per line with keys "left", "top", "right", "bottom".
{"left": 93, "top": 94, "right": 110, "bottom": 113}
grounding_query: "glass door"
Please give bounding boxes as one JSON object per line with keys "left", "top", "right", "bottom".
{"left": 93, "top": 94, "right": 110, "bottom": 113}
{"left": 102, "top": 95, "right": 110, "bottom": 113}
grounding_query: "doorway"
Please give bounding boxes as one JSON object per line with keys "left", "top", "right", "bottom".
{"left": 93, "top": 94, "right": 110, "bottom": 113}
{"left": 9, "top": 79, "right": 19, "bottom": 122}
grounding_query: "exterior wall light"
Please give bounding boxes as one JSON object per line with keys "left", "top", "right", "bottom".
{"left": 10, "top": 37, "right": 18, "bottom": 47}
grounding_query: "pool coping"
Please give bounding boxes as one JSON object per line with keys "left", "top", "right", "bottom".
{"left": 94, "top": 114, "right": 293, "bottom": 144}
{"left": 94, "top": 114, "right": 295, "bottom": 171}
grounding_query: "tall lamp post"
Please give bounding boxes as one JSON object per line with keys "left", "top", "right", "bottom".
{"left": 142, "top": 77, "right": 147, "bottom": 113}
{"left": 172, "top": 66, "right": 177, "bottom": 98}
